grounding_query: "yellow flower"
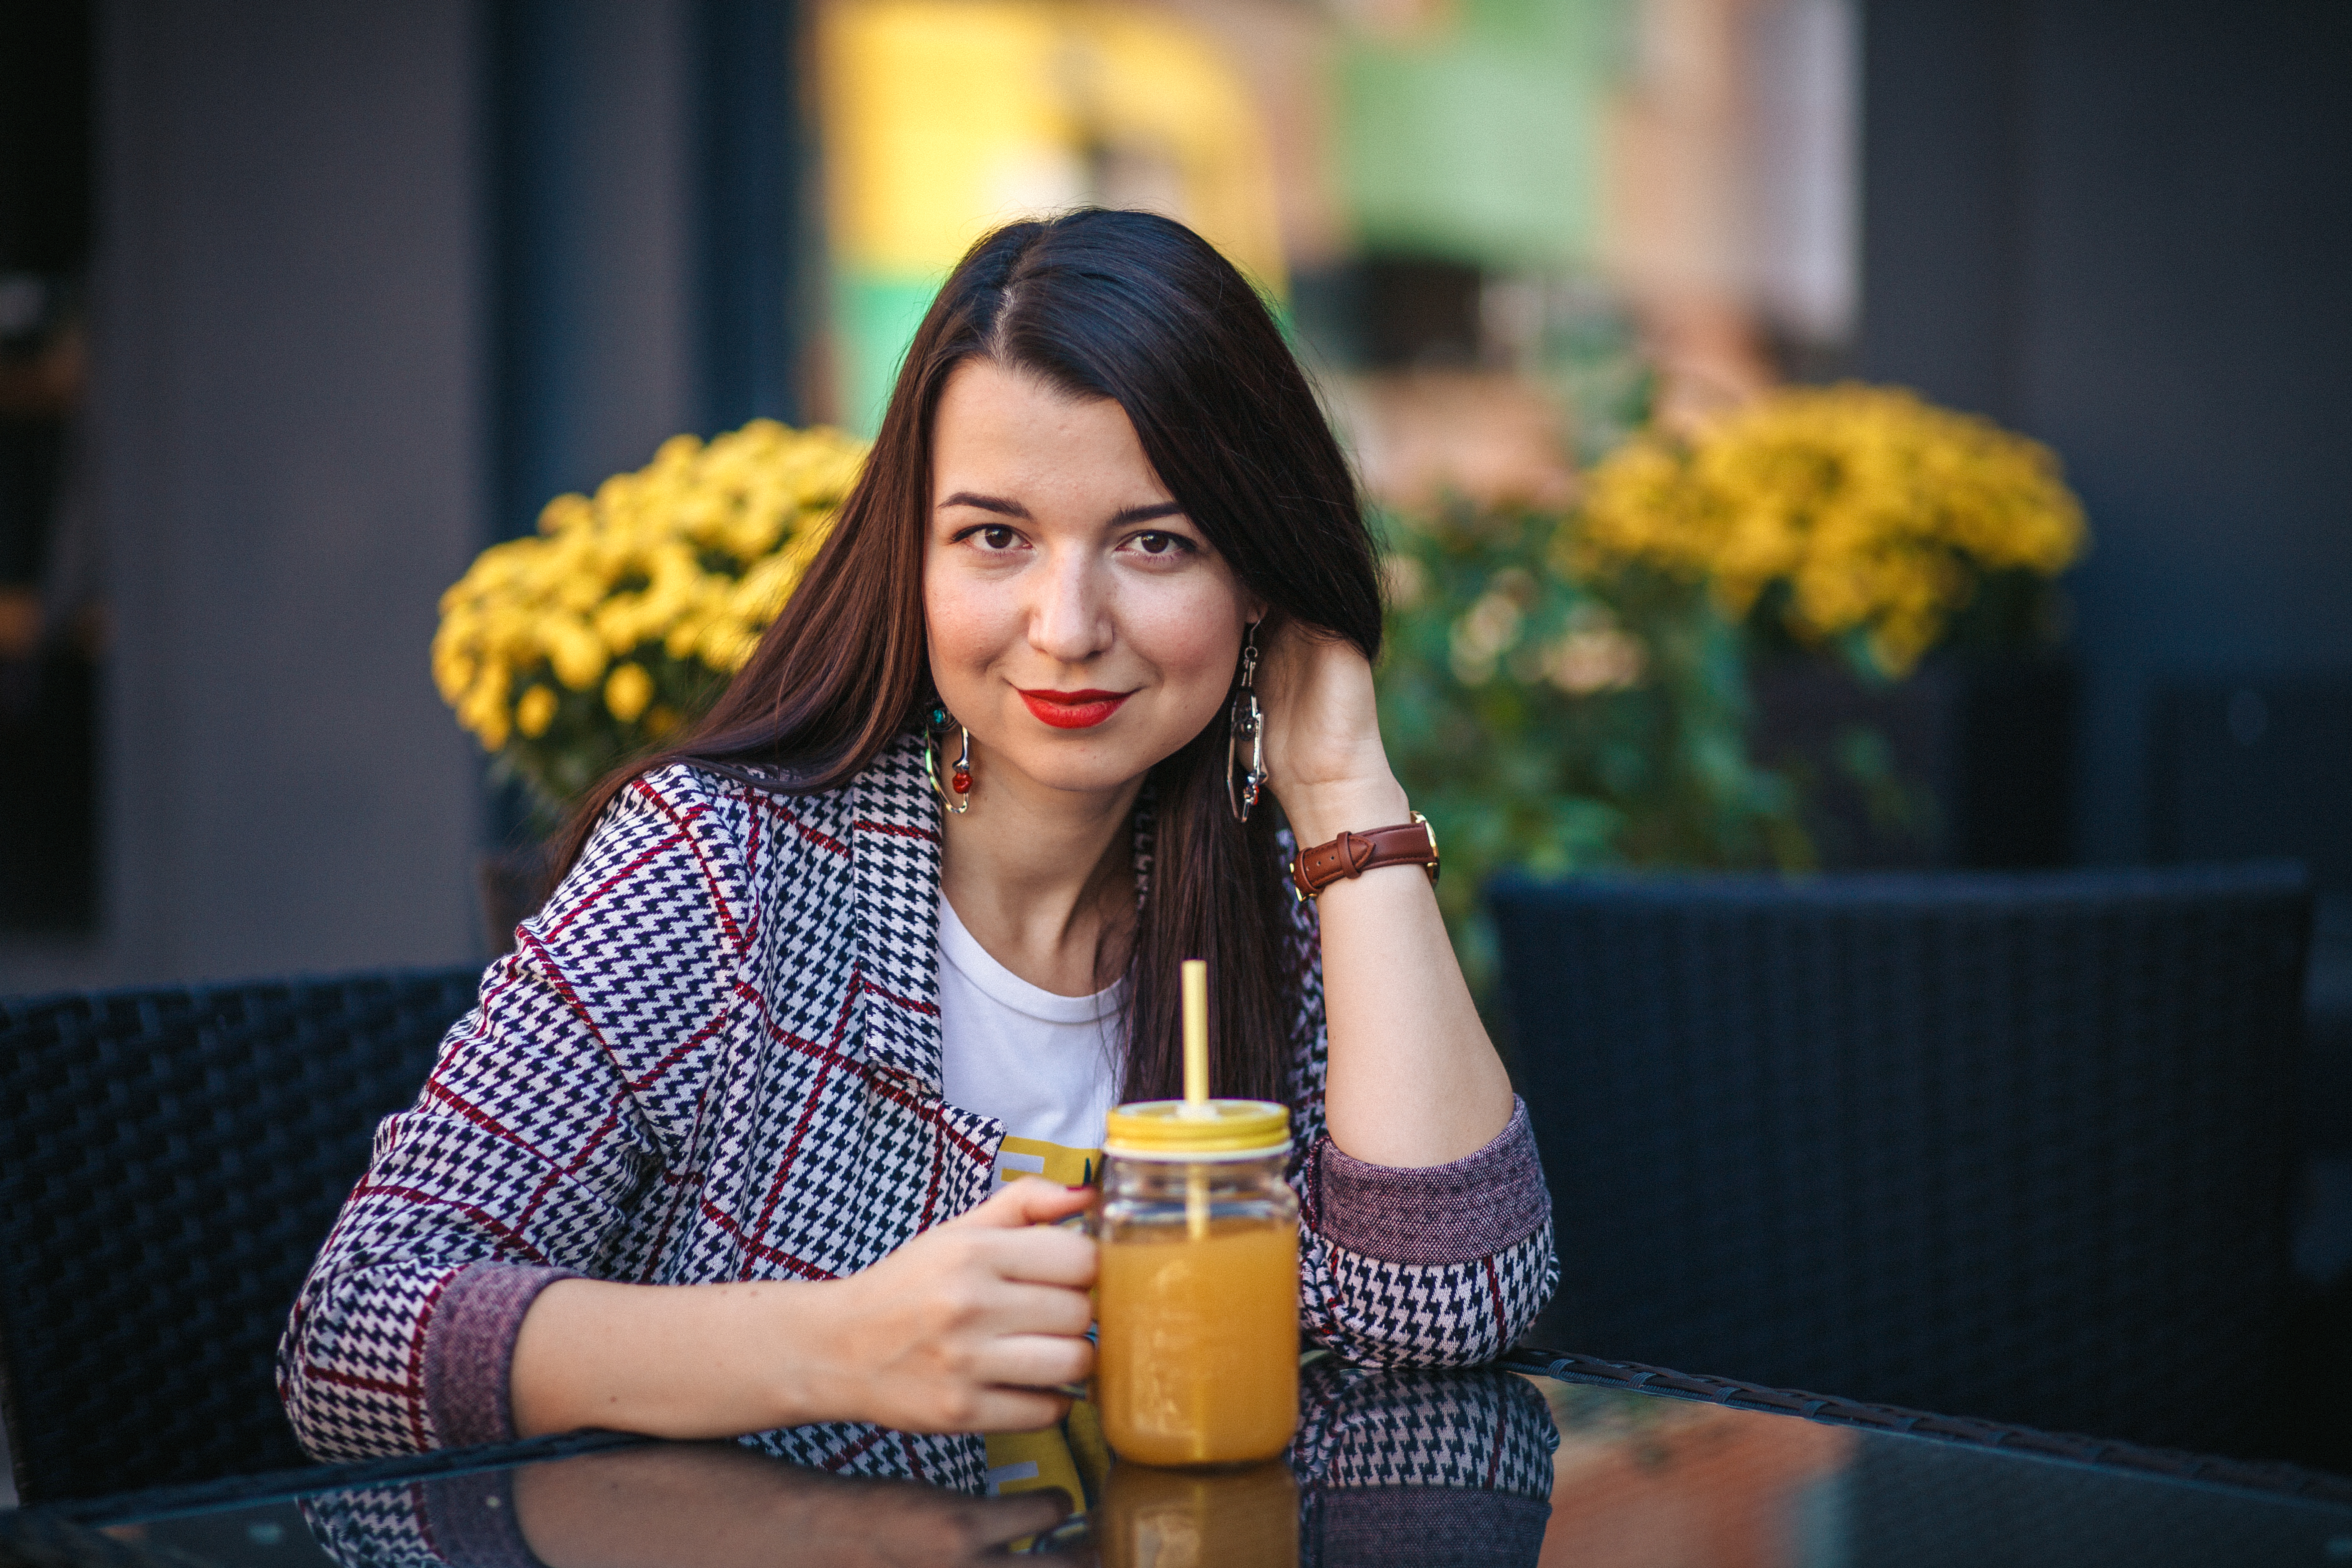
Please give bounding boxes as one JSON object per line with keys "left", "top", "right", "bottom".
{"left": 431, "top": 637, "right": 476, "bottom": 706}
{"left": 546, "top": 619, "right": 609, "bottom": 691}
{"left": 537, "top": 494, "right": 591, "bottom": 535}
{"left": 433, "top": 419, "right": 868, "bottom": 781}
{"left": 698, "top": 619, "right": 759, "bottom": 673}
{"left": 1581, "top": 383, "right": 2085, "bottom": 676}
{"left": 516, "top": 684, "right": 558, "bottom": 738}
{"left": 604, "top": 662, "right": 654, "bottom": 725}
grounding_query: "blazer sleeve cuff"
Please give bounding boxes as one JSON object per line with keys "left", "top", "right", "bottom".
{"left": 422, "top": 1261, "right": 584, "bottom": 1448}
{"left": 1313, "top": 1098, "right": 1552, "bottom": 1266}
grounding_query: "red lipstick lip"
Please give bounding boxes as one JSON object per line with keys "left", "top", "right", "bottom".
{"left": 1018, "top": 688, "right": 1135, "bottom": 730}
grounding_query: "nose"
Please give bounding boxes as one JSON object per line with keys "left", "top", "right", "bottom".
{"left": 1027, "top": 548, "right": 1112, "bottom": 666}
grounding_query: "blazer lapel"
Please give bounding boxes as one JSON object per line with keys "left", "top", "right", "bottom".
{"left": 849, "top": 730, "right": 946, "bottom": 1087}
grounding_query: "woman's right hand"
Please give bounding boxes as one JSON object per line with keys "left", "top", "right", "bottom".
{"left": 793, "top": 1177, "right": 1097, "bottom": 1434}
{"left": 513, "top": 1178, "right": 1097, "bottom": 1442}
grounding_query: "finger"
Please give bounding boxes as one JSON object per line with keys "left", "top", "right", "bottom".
{"left": 1253, "top": 619, "right": 1306, "bottom": 699}
{"left": 944, "top": 1277, "right": 1091, "bottom": 1344}
{"left": 967, "top": 1386, "right": 1072, "bottom": 1434}
{"left": 1260, "top": 614, "right": 1341, "bottom": 675}
{"left": 969, "top": 1278, "right": 1095, "bottom": 1338}
{"left": 977, "top": 1225, "right": 1099, "bottom": 1287}
{"left": 952, "top": 1176, "right": 1094, "bottom": 1230}
{"left": 971, "top": 1331, "right": 1094, "bottom": 1390}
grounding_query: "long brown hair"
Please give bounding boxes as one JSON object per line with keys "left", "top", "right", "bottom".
{"left": 552, "top": 209, "right": 1382, "bottom": 1104}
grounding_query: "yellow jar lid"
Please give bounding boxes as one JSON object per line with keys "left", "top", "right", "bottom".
{"left": 1104, "top": 1099, "right": 1291, "bottom": 1158}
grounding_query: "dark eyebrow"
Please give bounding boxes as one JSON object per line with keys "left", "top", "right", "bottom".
{"left": 938, "top": 492, "right": 1031, "bottom": 518}
{"left": 939, "top": 494, "right": 1185, "bottom": 528}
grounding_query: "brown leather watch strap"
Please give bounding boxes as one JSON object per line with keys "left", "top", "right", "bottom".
{"left": 1289, "top": 813, "right": 1441, "bottom": 902}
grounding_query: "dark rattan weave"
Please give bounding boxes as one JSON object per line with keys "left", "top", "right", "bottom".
{"left": 0, "top": 967, "right": 483, "bottom": 1503}
{"left": 1493, "top": 864, "right": 2311, "bottom": 1458}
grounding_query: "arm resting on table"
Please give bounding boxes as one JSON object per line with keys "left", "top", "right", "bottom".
{"left": 1297, "top": 1099, "right": 1558, "bottom": 1368}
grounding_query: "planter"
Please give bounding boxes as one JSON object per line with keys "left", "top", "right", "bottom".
{"left": 1751, "top": 655, "right": 2077, "bottom": 870}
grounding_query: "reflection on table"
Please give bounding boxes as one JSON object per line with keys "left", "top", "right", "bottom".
{"left": 283, "top": 1362, "right": 1555, "bottom": 1568}
{"left": 17, "top": 1353, "right": 2352, "bottom": 1568}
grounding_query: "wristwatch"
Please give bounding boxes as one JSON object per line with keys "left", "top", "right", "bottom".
{"left": 1288, "top": 812, "right": 1441, "bottom": 902}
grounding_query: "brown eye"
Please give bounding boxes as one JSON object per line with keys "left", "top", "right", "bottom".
{"left": 1134, "top": 531, "right": 1183, "bottom": 555}
{"left": 979, "top": 526, "right": 1018, "bottom": 550}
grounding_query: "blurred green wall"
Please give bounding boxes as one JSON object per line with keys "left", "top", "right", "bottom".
{"left": 1337, "top": 0, "right": 1629, "bottom": 271}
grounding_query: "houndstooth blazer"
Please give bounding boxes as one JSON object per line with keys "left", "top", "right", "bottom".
{"left": 278, "top": 731, "right": 1557, "bottom": 1491}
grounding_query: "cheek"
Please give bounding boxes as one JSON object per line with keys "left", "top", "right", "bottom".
{"left": 923, "top": 575, "right": 1015, "bottom": 690}
{"left": 1122, "top": 583, "right": 1241, "bottom": 719}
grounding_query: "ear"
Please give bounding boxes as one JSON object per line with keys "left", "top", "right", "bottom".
{"left": 1240, "top": 591, "right": 1271, "bottom": 628}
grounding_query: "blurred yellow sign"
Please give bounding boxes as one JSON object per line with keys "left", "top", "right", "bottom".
{"left": 820, "top": 0, "right": 1286, "bottom": 429}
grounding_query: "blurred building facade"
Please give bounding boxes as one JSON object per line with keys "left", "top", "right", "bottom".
{"left": 0, "top": 0, "right": 807, "bottom": 992}
{"left": 1860, "top": 0, "right": 2351, "bottom": 868}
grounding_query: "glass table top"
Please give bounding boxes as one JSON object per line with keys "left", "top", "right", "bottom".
{"left": 8, "top": 1352, "right": 2350, "bottom": 1568}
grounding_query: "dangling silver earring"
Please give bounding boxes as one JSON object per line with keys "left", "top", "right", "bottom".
{"left": 1227, "top": 622, "right": 1269, "bottom": 822}
{"left": 925, "top": 704, "right": 973, "bottom": 814}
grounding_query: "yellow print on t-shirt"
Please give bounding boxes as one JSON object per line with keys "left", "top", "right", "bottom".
{"left": 982, "top": 1133, "right": 1104, "bottom": 1511}
{"left": 993, "top": 1133, "right": 1100, "bottom": 1189}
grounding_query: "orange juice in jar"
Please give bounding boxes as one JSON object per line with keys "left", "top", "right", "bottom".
{"left": 1094, "top": 1098, "right": 1300, "bottom": 1467}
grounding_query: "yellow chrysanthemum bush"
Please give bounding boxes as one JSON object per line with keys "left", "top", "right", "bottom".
{"left": 433, "top": 419, "right": 869, "bottom": 818}
{"left": 1578, "top": 384, "right": 2086, "bottom": 678}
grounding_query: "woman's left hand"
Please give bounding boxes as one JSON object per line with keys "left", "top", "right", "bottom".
{"left": 1246, "top": 616, "right": 1513, "bottom": 1168}
{"left": 1251, "top": 621, "right": 1409, "bottom": 849}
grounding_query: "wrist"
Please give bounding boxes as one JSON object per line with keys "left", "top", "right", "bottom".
{"left": 757, "top": 1277, "right": 859, "bottom": 1429}
{"left": 1279, "top": 774, "right": 1411, "bottom": 850}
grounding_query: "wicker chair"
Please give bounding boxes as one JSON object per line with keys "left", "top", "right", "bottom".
{"left": 1492, "top": 864, "right": 2310, "bottom": 1458}
{"left": 0, "top": 967, "right": 484, "bottom": 1503}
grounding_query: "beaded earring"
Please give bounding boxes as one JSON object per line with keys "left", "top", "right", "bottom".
{"left": 925, "top": 704, "right": 973, "bottom": 814}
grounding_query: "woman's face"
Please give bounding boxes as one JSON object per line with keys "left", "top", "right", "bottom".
{"left": 924, "top": 358, "right": 1260, "bottom": 804}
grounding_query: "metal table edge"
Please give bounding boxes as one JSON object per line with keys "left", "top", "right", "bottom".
{"left": 1498, "top": 1347, "right": 2352, "bottom": 1509}
{"left": 17, "top": 1349, "right": 2352, "bottom": 1529}
{"left": 13, "top": 1431, "right": 653, "bottom": 1529}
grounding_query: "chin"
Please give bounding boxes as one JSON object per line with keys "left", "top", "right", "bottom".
{"left": 991, "top": 720, "right": 1207, "bottom": 798}
{"left": 1004, "top": 748, "right": 1166, "bottom": 797}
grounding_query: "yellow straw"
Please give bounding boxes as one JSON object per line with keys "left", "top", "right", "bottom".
{"left": 1181, "top": 958, "right": 1211, "bottom": 1240}
{"left": 1181, "top": 959, "right": 1210, "bottom": 1114}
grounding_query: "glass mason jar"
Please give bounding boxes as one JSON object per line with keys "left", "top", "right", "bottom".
{"left": 1093, "top": 1099, "right": 1300, "bottom": 1467}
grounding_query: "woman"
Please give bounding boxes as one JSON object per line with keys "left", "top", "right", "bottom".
{"left": 280, "top": 209, "right": 1556, "bottom": 1490}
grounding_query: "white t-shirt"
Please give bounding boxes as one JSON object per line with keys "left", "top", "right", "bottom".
{"left": 937, "top": 896, "right": 1123, "bottom": 1191}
